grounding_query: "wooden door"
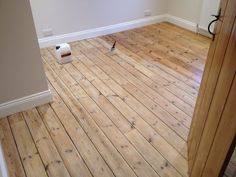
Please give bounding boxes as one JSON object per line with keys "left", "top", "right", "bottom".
{"left": 187, "top": 0, "right": 236, "bottom": 176}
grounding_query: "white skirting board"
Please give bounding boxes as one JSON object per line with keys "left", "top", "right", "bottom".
{"left": 0, "top": 90, "right": 53, "bottom": 118}
{"left": 198, "top": 26, "right": 212, "bottom": 38}
{"left": 38, "top": 14, "right": 204, "bottom": 48}
{"left": 39, "top": 15, "right": 166, "bottom": 48}
{"left": 164, "top": 14, "right": 198, "bottom": 32}
{"left": 0, "top": 143, "right": 9, "bottom": 177}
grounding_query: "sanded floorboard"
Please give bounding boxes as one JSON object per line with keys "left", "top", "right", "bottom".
{"left": 0, "top": 23, "right": 210, "bottom": 177}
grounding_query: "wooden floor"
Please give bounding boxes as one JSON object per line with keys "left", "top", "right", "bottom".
{"left": 0, "top": 22, "right": 210, "bottom": 177}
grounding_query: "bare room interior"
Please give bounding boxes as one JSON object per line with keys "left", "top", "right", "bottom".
{"left": 0, "top": 0, "right": 235, "bottom": 177}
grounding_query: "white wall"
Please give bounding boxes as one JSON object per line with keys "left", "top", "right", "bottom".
{"left": 199, "top": 0, "right": 220, "bottom": 29}
{"left": 30, "top": 0, "right": 167, "bottom": 38}
{"left": 30, "top": 0, "right": 221, "bottom": 42}
{"left": 167, "top": 0, "right": 220, "bottom": 30}
{"left": 0, "top": 0, "right": 51, "bottom": 115}
{"left": 167, "top": 0, "right": 203, "bottom": 24}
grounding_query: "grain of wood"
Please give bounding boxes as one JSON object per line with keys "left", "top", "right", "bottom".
{"left": 43, "top": 60, "right": 138, "bottom": 177}
{"left": 22, "top": 110, "right": 71, "bottom": 177}
{"left": 44, "top": 49, "right": 160, "bottom": 177}
{"left": 0, "top": 118, "right": 26, "bottom": 177}
{"left": 1, "top": 22, "right": 211, "bottom": 177}
{"left": 93, "top": 38, "right": 195, "bottom": 116}
{"left": 77, "top": 41, "right": 189, "bottom": 140}
{"left": 37, "top": 104, "right": 93, "bottom": 177}
{"left": 47, "top": 83, "right": 115, "bottom": 177}
{"left": 70, "top": 43, "right": 189, "bottom": 158}
{"left": 9, "top": 113, "right": 49, "bottom": 177}
{"left": 65, "top": 46, "right": 189, "bottom": 176}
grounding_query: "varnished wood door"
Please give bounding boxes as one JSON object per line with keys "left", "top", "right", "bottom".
{"left": 188, "top": 0, "right": 236, "bottom": 176}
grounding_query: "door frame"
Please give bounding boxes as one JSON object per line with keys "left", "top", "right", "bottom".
{"left": 187, "top": 0, "right": 236, "bottom": 176}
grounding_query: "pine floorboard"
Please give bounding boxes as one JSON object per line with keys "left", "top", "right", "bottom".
{"left": 0, "top": 22, "right": 210, "bottom": 177}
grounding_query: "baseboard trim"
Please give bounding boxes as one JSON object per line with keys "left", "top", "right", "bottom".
{"left": 38, "top": 14, "right": 202, "bottom": 48}
{"left": 0, "top": 90, "right": 53, "bottom": 118}
{"left": 39, "top": 15, "right": 165, "bottom": 48}
{"left": 164, "top": 14, "right": 198, "bottom": 32}
{"left": 198, "top": 26, "right": 212, "bottom": 38}
{"left": 0, "top": 143, "right": 9, "bottom": 177}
